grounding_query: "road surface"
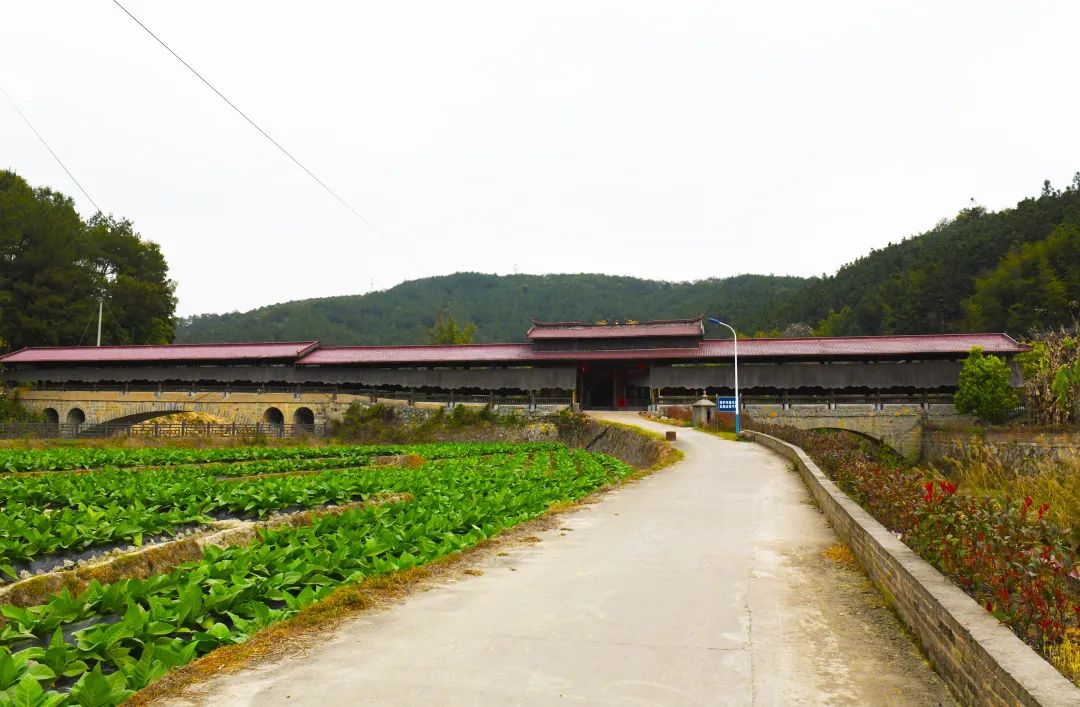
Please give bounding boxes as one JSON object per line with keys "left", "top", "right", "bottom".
{"left": 172, "top": 413, "right": 954, "bottom": 706}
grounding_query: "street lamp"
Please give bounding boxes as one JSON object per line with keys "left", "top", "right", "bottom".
{"left": 707, "top": 317, "right": 740, "bottom": 434}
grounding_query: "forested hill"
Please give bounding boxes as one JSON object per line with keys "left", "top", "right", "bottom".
{"left": 175, "top": 273, "right": 809, "bottom": 345}
{"left": 177, "top": 175, "right": 1080, "bottom": 345}
{"left": 767, "top": 176, "right": 1080, "bottom": 337}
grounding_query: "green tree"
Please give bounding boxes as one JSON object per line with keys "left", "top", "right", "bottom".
{"left": 954, "top": 347, "right": 1019, "bottom": 424}
{"left": 964, "top": 223, "right": 1080, "bottom": 333}
{"left": 0, "top": 170, "right": 176, "bottom": 351}
{"left": 426, "top": 309, "right": 477, "bottom": 345}
{"left": 814, "top": 306, "right": 861, "bottom": 336}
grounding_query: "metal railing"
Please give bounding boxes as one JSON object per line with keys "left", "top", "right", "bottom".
{"left": 656, "top": 392, "right": 959, "bottom": 411}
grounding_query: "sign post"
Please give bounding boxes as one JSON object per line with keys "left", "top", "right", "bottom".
{"left": 715, "top": 396, "right": 737, "bottom": 413}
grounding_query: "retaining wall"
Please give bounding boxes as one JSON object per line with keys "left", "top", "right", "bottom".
{"left": 744, "top": 430, "right": 1080, "bottom": 707}
{"left": 924, "top": 427, "right": 1080, "bottom": 471}
{"left": 558, "top": 418, "right": 665, "bottom": 469}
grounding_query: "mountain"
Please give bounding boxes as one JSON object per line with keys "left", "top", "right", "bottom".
{"left": 177, "top": 175, "right": 1080, "bottom": 345}
{"left": 175, "top": 273, "right": 810, "bottom": 345}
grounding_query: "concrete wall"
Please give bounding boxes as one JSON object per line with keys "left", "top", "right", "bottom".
{"left": 745, "top": 430, "right": 1080, "bottom": 707}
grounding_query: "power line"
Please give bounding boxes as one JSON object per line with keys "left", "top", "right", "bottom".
{"left": 0, "top": 86, "right": 103, "bottom": 214}
{"left": 110, "top": 0, "right": 374, "bottom": 229}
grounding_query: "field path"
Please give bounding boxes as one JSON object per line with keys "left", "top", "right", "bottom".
{"left": 174, "top": 413, "right": 954, "bottom": 706}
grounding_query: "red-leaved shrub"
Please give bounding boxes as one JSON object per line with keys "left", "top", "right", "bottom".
{"left": 754, "top": 424, "right": 1080, "bottom": 651}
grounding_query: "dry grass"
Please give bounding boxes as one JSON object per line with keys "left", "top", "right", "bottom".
{"left": 946, "top": 442, "right": 1080, "bottom": 534}
{"left": 822, "top": 542, "right": 859, "bottom": 569}
{"left": 594, "top": 418, "right": 666, "bottom": 441}
{"left": 1048, "top": 628, "right": 1080, "bottom": 687}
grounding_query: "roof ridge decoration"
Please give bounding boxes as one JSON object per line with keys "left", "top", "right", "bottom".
{"left": 527, "top": 316, "right": 705, "bottom": 340}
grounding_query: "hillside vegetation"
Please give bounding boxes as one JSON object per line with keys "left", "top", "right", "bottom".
{"left": 177, "top": 176, "right": 1080, "bottom": 345}
{"left": 176, "top": 273, "right": 809, "bottom": 345}
{"left": 774, "top": 176, "right": 1080, "bottom": 336}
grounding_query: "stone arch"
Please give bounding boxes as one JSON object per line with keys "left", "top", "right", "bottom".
{"left": 788, "top": 422, "right": 917, "bottom": 458}
{"left": 66, "top": 408, "right": 86, "bottom": 426}
{"left": 292, "top": 407, "right": 315, "bottom": 428}
{"left": 77, "top": 410, "right": 192, "bottom": 436}
{"left": 43, "top": 408, "right": 59, "bottom": 424}
{"left": 262, "top": 407, "right": 285, "bottom": 426}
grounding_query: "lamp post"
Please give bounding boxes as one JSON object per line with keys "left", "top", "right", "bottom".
{"left": 707, "top": 317, "right": 739, "bottom": 434}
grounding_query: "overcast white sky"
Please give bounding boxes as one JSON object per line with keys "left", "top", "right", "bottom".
{"left": 3, "top": 1, "right": 1079, "bottom": 316}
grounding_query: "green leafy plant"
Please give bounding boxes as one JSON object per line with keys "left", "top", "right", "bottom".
{"left": 955, "top": 347, "right": 1020, "bottom": 424}
{"left": 0, "top": 443, "right": 633, "bottom": 704}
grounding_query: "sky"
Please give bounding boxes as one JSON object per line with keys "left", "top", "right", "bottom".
{"left": 3, "top": 1, "right": 1079, "bottom": 317}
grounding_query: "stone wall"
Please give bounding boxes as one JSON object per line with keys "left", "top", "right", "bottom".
{"left": 17, "top": 390, "right": 569, "bottom": 430}
{"left": 745, "top": 430, "right": 1080, "bottom": 706}
{"left": 557, "top": 417, "right": 666, "bottom": 469}
{"left": 923, "top": 427, "right": 1080, "bottom": 471}
{"left": 744, "top": 404, "right": 925, "bottom": 457}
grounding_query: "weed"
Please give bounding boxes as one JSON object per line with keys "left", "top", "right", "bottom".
{"left": 822, "top": 543, "right": 858, "bottom": 569}
{"left": 1048, "top": 628, "right": 1080, "bottom": 686}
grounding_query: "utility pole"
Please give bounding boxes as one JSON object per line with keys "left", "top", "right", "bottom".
{"left": 96, "top": 297, "right": 103, "bottom": 347}
{"left": 707, "top": 317, "right": 740, "bottom": 435}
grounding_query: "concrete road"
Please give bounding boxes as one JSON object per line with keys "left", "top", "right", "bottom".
{"left": 177, "top": 414, "right": 954, "bottom": 706}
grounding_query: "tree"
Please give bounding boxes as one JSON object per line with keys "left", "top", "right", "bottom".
{"left": 0, "top": 171, "right": 176, "bottom": 351}
{"left": 963, "top": 223, "right": 1080, "bottom": 334}
{"left": 814, "top": 306, "right": 861, "bottom": 336}
{"left": 954, "top": 347, "right": 1019, "bottom": 424}
{"left": 426, "top": 308, "right": 476, "bottom": 345}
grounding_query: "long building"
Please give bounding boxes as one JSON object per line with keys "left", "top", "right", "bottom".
{"left": 0, "top": 317, "right": 1026, "bottom": 410}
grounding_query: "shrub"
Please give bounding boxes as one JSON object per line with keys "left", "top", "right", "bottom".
{"left": 664, "top": 406, "right": 692, "bottom": 422}
{"left": 1017, "top": 329, "right": 1080, "bottom": 426}
{"left": 0, "top": 389, "right": 42, "bottom": 423}
{"left": 755, "top": 424, "right": 1080, "bottom": 656}
{"left": 955, "top": 347, "right": 1020, "bottom": 424}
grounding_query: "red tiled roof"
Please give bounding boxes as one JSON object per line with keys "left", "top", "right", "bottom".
{"left": 0, "top": 341, "right": 320, "bottom": 364}
{"left": 299, "top": 333, "right": 1025, "bottom": 365}
{"left": 0, "top": 333, "right": 1026, "bottom": 367}
{"left": 299, "top": 344, "right": 535, "bottom": 365}
{"left": 527, "top": 317, "right": 704, "bottom": 340}
{"left": 698, "top": 333, "right": 1026, "bottom": 358}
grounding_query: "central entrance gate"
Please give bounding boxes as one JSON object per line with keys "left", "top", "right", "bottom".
{"left": 579, "top": 363, "right": 650, "bottom": 410}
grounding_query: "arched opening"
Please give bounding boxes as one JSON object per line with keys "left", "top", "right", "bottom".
{"left": 43, "top": 408, "right": 59, "bottom": 424}
{"left": 262, "top": 407, "right": 284, "bottom": 426}
{"left": 292, "top": 407, "right": 315, "bottom": 430}
{"left": 66, "top": 408, "right": 86, "bottom": 426}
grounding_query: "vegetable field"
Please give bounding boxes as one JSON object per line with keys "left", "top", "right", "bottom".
{"left": 0, "top": 442, "right": 633, "bottom": 705}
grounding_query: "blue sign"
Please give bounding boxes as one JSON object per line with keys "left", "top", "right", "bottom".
{"left": 716, "top": 397, "right": 737, "bottom": 412}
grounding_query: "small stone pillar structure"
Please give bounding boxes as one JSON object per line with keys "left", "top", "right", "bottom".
{"left": 691, "top": 397, "right": 714, "bottom": 427}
